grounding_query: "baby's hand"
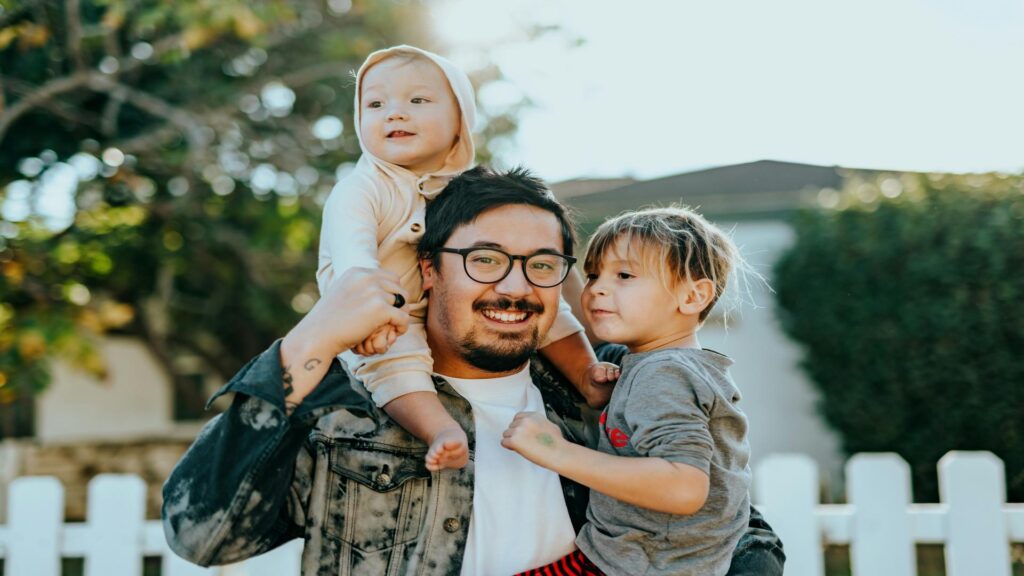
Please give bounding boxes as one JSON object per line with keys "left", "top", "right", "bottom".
{"left": 354, "top": 325, "right": 398, "bottom": 356}
{"left": 501, "top": 411, "right": 566, "bottom": 470}
{"left": 581, "top": 361, "right": 620, "bottom": 409}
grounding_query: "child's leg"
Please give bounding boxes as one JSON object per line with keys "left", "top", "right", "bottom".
{"left": 347, "top": 320, "right": 468, "bottom": 470}
{"left": 385, "top": 392, "right": 468, "bottom": 471}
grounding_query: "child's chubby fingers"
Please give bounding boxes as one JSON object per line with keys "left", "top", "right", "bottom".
{"left": 369, "top": 326, "right": 392, "bottom": 353}
{"left": 353, "top": 326, "right": 391, "bottom": 356}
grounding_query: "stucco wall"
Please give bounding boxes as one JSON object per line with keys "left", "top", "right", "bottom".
{"left": 699, "top": 220, "right": 844, "bottom": 497}
{"left": 35, "top": 337, "right": 174, "bottom": 442}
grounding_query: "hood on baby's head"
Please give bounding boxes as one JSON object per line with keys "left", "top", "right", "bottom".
{"left": 353, "top": 45, "right": 476, "bottom": 179}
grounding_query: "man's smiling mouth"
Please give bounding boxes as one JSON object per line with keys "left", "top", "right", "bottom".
{"left": 481, "top": 309, "right": 529, "bottom": 323}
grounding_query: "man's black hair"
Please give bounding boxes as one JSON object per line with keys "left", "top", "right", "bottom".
{"left": 417, "top": 166, "right": 577, "bottom": 265}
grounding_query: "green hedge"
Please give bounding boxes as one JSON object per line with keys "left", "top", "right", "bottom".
{"left": 774, "top": 173, "right": 1024, "bottom": 502}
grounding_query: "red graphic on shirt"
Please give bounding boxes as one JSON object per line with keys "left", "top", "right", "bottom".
{"left": 599, "top": 410, "right": 630, "bottom": 448}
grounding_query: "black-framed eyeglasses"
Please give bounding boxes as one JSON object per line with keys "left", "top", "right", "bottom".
{"left": 435, "top": 247, "right": 577, "bottom": 288}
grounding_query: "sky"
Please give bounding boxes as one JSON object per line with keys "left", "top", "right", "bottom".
{"left": 430, "top": 0, "right": 1024, "bottom": 183}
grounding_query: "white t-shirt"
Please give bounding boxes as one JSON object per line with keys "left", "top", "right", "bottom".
{"left": 444, "top": 365, "right": 577, "bottom": 576}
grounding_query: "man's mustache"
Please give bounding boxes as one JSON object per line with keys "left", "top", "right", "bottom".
{"left": 472, "top": 298, "right": 544, "bottom": 314}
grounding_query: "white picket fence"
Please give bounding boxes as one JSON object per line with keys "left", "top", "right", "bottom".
{"left": 0, "top": 451, "right": 1021, "bottom": 576}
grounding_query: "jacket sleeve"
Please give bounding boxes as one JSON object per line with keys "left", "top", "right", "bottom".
{"left": 161, "top": 340, "right": 374, "bottom": 566}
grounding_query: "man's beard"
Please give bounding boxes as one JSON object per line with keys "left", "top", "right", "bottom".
{"left": 458, "top": 297, "right": 544, "bottom": 373}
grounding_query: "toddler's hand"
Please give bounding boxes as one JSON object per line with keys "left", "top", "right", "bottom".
{"left": 580, "top": 361, "right": 620, "bottom": 409}
{"left": 354, "top": 325, "right": 399, "bottom": 356}
{"left": 501, "top": 411, "right": 566, "bottom": 470}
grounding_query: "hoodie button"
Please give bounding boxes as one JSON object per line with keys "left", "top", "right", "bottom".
{"left": 410, "top": 223, "right": 422, "bottom": 233}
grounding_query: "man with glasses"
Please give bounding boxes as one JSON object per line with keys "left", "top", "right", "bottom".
{"left": 162, "top": 166, "right": 784, "bottom": 575}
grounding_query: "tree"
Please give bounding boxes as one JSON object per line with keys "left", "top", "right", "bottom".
{"left": 0, "top": 0, "right": 524, "bottom": 429}
{"left": 773, "top": 172, "right": 1024, "bottom": 501}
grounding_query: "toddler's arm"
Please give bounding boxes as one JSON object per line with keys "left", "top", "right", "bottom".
{"left": 501, "top": 412, "right": 709, "bottom": 515}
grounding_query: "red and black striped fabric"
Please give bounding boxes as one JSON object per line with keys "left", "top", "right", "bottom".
{"left": 515, "top": 549, "right": 606, "bottom": 576}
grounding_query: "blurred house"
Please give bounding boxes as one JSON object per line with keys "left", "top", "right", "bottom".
{"left": 0, "top": 338, "right": 211, "bottom": 521}
{"left": 553, "top": 159, "right": 897, "bottom": 494}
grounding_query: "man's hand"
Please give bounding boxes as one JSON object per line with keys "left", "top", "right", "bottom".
{"left": 280, "top": 267, "right": 410, "bottom": 410}
{"left": 501, "top": 411, "right": 567, "bottom": 470}
{"left": 291, "top": 267, "right": 409, "bottom": 356}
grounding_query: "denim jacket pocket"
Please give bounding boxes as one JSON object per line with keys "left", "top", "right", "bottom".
{"left": 325, "top": 439, "right": 431, "bottom": 553}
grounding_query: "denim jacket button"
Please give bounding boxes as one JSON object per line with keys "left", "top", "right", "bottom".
{"left": 443, "top": 517, "right": 461, "bottom": 533}
{"left": 375, "top": 472, "right": 392, "bottom": 486}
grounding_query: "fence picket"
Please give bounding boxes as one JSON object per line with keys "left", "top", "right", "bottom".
{"left": 85, "top": 475, "right": 147, "bottom": 576}
{"left": 940, "top": 451, "right": 1011, "bottom": 576}
{"left": 8, "top": 476, "right": 63, "bottom": 576}
{"left": 757, "top": 453, "right": 823, "bottom": 576}
{"left": 847, "top": 453, "right": 914, "bottom": 576}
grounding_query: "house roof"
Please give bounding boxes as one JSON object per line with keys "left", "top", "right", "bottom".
{"left": 549, "top": 177, "right": 638, "bottom": 200}
{"left": 559, "top": 159, "right": 887, "bottom": 222}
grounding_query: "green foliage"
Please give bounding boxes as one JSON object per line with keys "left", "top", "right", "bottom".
{"left": 774, "top": 172, "right": 1024, "bottom": 501}
{"left": 0, "top": 0, "right": 523, "bottom": 417}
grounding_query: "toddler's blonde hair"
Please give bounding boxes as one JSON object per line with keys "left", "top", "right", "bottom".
{"left": 583, "top": 206, "right": 744, "bottom": 323}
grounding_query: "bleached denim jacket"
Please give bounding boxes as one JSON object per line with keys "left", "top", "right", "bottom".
{"left": 162, "top": 341, "right": 784, "bottom": 575}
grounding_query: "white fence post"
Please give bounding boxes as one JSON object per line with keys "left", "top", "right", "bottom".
{"left": 940, "top": 451, "right": 1011, "bottom": 576}
{"left": 85, "top": 474, "right": 147, "bottom": 576}
{"left": 847, "top": 453, "right": 914, "bottom": 576}
{"left": 8, "top": 476, "right": 64, "bottom": 576}
{"left": 756, "top": 453, "right": 823, "bottom": 576}
{"left": 0, "top": 440, "right": 21, "bottom": 523}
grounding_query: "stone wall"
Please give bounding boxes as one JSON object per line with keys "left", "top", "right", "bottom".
{"left": 1, "top": 436, "right": 196, "bottom": 521}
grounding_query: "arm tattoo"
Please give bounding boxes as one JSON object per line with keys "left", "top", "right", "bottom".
{"left": 283, "top": 358, "right": 322, "bottom": 416}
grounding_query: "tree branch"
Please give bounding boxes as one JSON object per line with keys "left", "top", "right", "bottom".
{"left": 100, "top": 87, "right": 126, "bottom": 136}
{"left": 66, "top": 0, "right": 86, "bottom": 70}
{"left": 5, "top": 76, "right": 102, "bottom": 130}
{"left": 0, "top": 72, "right": 92, "bottom": 143}
{"left": 86, "top": 75, "right": 209, "bottom": 156}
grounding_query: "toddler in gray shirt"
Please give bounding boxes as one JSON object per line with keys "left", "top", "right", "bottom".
{"left": 504, "top": 206, "right": 752, "bottom": 576}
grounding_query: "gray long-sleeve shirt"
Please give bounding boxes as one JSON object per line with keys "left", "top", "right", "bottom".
{"left": 577, "top": 347, "right": 752, "bottom": 576}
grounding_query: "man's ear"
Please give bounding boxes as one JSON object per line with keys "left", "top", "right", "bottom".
{"left": 420, "top": 257, "right": 436, "bottom": 291}
{"left": 676, "top": 278, "right": 715, "bottom": 316}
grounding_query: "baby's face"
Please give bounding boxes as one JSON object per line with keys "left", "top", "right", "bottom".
{"left": 359, "top": 57, "right": 461, "bottom": 176}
